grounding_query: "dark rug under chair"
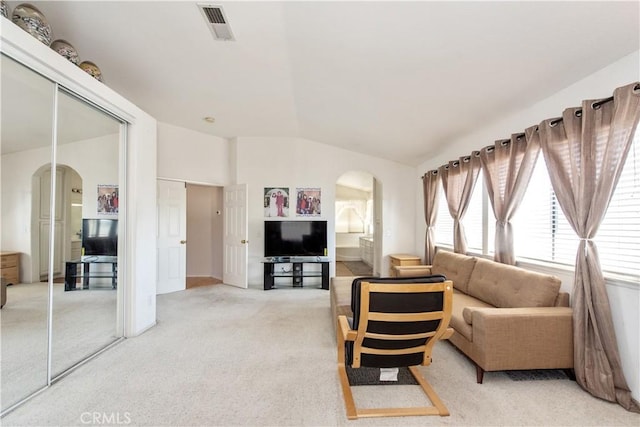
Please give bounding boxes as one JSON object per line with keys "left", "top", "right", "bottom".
{"left": 346, "top": 366, "right": 418, "bottom": 386}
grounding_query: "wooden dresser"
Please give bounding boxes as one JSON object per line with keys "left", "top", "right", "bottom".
{"left": 1, "top": 252, "right": 21, "bottom": 285}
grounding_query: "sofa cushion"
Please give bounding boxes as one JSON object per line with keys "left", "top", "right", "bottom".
{"left": 450, "top": 290, "right": 493, "bottom": 341}
{"left": 467, "top": 258, "right": 561, "bottom": 308}
{"left": 331, "top": 277, "right": 354, "bottom": 316}
{"left": 431, "top": 251, "right": 477, "bottom": 294}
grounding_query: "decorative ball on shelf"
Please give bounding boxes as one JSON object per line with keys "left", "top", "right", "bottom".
{"left": 11, "top": 3, "right": 52, "bottom": 46}
{"left": 1, "top": 1, "right": 9, "bottom": 19}
{"left": 50, "top": 39, "right": 80, "bottom": 65}
{"left": 79, "top": 61, "right": 103, "bottom": 82}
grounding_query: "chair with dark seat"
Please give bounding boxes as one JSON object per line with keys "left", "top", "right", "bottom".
{"left": 336, "top": 276, "right": 453, "bottom": 419}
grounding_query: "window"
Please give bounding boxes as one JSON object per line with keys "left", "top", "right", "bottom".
{"left": 596, "top": 135, "right": 639, "bottom": 278}
{"left": 511, "top": 135, "right": 639, "bottom": 279}
{"left": 434, "top": 184, "right": 453, "bottom": 247}
{"left": 465, "top": 173, "right": 485, "bottom": 252}
{"left": 512, "top": 157, "right": 577, "bottom": 266}
{"left": 431, "top": 132, "right": 639, "bottom": 281}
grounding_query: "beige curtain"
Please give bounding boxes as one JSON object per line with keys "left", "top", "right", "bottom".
{"left": 439, "top": 152, "right": 481, "bottom": 254}
{"left": 422, "top": 170, "right": 440, "bottom": 264}
{"left": 538, "top": 82, "right": 640, "bottom": 412}
{"left": 480, "top": 130, "right": 540, "bottom": 265}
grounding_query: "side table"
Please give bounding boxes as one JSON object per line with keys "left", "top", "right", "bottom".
{"left": 388, "top": 254, "right": 422, "bottom": 276}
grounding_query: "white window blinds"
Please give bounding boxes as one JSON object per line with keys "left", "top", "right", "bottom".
{"left": 434, "top": 183, "right": 454, "bottom": 247}
{"left": 596, "top": 134, "right": 639, "bottom": 278}
{"left": 465, "top": 173, "right": 484, "bottom": 252}
{"left": 512, "top": 134, "right": 639, "bottom": 279}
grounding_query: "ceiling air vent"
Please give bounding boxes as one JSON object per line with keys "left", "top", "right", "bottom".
{"left": 198, "top": 4, "right": 235, "bottom": 41}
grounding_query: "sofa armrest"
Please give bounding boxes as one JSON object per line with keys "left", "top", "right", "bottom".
{"left": 391, "top": 264, "right": 433, "bottom": 277}
{"left": 468, "top": 307, "right": 573, "bottom": 371}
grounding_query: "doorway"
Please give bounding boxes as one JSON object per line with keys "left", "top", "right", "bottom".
{"left": 156, "top": 180, "right": 225, "bottom": 294}
{"left": 335, "top": 171, "right": 380, "bottom": 277}
{"left": 185, "top": 184, "right": 224, "bottom": 288}
{"left": 31, "top": 164, "right": 82, "bottom": 281}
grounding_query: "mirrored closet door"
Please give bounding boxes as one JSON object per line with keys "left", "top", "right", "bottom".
{"left": 0, "top": 53, "right": 125, "bottom": 414}
{"left": 1, "top": 53, "right": 54, "bottom": 412}
{"left": 51, "top": 90, "right": 123, "bottom": 377}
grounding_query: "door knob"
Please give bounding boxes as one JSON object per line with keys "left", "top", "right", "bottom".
{"left": 241, "top": 239, "right": 248, "bottom": 244}
{"left": 180, "top": 240, "right": 187, "bottom": 244}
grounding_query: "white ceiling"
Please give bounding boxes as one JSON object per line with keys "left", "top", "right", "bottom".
{"left": 14, "top": 1, "right": 640, "bottom": 165}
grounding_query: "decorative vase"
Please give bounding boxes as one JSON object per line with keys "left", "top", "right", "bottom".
{"left": 11, "top": 3, "right": 52, "bottom": 46}
{"left": 51, "top": 39, "right": 80, "bottom": 65}
{"left": 1, "top": 1, "right": 9, "bottom": 19}
{"left": 79, "top": 61, "right": 103, "bottom": 82}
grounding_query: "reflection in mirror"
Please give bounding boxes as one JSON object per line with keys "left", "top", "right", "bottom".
{"left": 1, "top": 54, "right": 54, "bottom": 412}
{"left": 51, "top": 90, "right": 122, "bottom": 378}
{"left": 335, "top": 171, "right": 375, "bottom": 277}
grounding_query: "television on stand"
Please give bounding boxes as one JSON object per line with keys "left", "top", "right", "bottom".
{"left": 264, "top": 220, "right": 327, "bottom": 259}
{"left": 82, "top": 218, "right": 118, "bottom": 257}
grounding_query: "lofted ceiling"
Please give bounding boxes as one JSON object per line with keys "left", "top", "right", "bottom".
{"left": 13, "top": 1, "right": 640, "bottom": 166}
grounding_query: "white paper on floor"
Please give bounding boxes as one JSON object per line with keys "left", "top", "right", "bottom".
{"left": 379, "top": 367, "right": 399, "bottom": 381}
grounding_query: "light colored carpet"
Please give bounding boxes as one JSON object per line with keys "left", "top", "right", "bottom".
{"left": 1, "top": 282, "right": 119, "bottom": 411}
{"left": 3, "top": 284, "right": 639, "bottom": 426}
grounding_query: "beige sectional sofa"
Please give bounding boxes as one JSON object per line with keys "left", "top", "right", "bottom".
{"left": 330, "top": 250, "right": 574, "bottom": 383}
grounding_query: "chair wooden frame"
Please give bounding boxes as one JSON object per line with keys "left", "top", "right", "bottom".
{"left": 337, "top": 280, "right": 454, "bottom": 419}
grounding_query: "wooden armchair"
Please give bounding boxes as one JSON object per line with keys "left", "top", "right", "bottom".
{"left": 336, "top": 276, "right": 454, "bottom": 419}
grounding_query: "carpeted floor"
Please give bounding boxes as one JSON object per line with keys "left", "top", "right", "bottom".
{"left": 1, "top": 282, "right": 119, "bottom": 411}
{"left": 4, "top": 284, "right": 639, "bottom": 426}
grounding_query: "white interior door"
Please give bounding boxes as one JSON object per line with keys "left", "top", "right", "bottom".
{"left": 157, "top": 179, "right": 186, "bottom": 294}
{"left": 223, "top": 184, "right": 248, "bottom": 288}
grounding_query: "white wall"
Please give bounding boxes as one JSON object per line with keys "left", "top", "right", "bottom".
{"left": 414, "top": 50, "right": 640, "bottom": 402}
{"left": 1, "top": 136, "right": 118, "bottom": 283}
{"left": 235, "top": 137, "right": 418, "bottom": 286}
{"left": 157, "top": 122, "right": 229, "bottom": 185}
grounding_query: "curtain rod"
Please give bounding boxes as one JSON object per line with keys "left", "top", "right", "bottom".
{"left": 421, "top": 169, "right": 439, "bottom": 179}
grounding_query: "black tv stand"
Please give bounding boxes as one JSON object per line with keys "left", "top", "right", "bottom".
{"left": 64, "top": 256, "right": 118, "bottom": 291}
{"left": 262, "top": 257, "right": 330, "bottom": 290}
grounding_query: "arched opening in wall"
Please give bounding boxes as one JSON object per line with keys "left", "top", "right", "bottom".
{"left": 31, "top": 164, "right": 82, "bottom": 282}
{"left": 335, "top": 171, "right": 381, "bottom": 277}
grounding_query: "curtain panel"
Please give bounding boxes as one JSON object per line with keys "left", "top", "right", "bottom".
{"left": 422, "top": 170, "right": 440, "bottom": 264}
{"left": 538, "top": 82, "right": 640, "bottom": 412}
{"left": 480, "top": 130, "right": 541, "bottom": 265}
{"left": 439, "top": 153, "right": 481, "bottom": 254}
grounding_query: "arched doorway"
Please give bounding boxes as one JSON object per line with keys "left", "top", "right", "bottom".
{"left": 335, "top": 171, "right": 381, "bottom": 277}
{"left": 31, "top": 164, "right": 82, "bottom": 282}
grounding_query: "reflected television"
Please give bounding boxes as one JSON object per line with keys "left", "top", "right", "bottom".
{"left": 82, "top": 219, "right": 118, "bottom": 256}
{"left": 264, "top": 220, "right": 327, "bottom": 257}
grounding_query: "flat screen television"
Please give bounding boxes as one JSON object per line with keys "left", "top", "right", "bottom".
{"left": 264, "top": 220, "right": 327, "bottom": 257}
{"left": 82, "top": 218, "right": 118, "bottom": 256}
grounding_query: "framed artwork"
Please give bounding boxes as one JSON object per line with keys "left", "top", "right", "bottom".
{"left": 296, "top": 187, "right": 321, "bottom": 216}
{"left": 264, "top": 187, "right": 289, "bottom": 217}
{"left": 97, "top": 184, "right": 118, "bottom": 216}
